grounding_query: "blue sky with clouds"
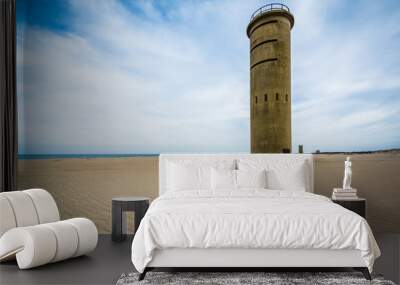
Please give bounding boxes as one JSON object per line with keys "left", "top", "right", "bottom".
{"left": 17, "top": 0, "right": 400, "bottom": 154}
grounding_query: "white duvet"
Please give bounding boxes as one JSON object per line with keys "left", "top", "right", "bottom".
{"left": 131, "top": 190, "right": 380, "bottom": 273}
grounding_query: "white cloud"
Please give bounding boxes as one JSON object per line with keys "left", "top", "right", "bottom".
{"left": 289, "top": 0, "right": 400, "bottom": 152}
{"left": 18, "top": 0, "right": 259, "bottom": 154}
{"left": 18, "top": 0, "right": 400, "bottom": 154}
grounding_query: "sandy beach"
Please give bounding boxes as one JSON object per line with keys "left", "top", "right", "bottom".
{"left": 18, "top": 157, "right": 159, "bottom": 234}
{"left": 17, "top": 153, "right": 400, "bottom": 233}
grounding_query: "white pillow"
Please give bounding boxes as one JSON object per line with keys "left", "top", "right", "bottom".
{"left": 267, "top": 163, "right": 307, "bottom": 191}
{"left": 167, "top": 163, "right": 211, "bottom": 191}
{"left": 236, "top": 169, "right": 267, "bottom": 189}
{"left": 211, "top": 168, "right": 236, "bottom": 190}
{"left": 238, "top": 159, "right": 308, "bottom": 191}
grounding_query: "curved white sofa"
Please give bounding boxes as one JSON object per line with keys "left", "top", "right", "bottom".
{"left": 0, "top": 189, "right": 98, "bottom": 269}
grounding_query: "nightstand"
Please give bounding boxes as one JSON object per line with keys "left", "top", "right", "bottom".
{"left": 332, "top": 198, "right": 366, "bottom": 218}
{"left": 112, "top": 197, "right": 150, "bottom": 242}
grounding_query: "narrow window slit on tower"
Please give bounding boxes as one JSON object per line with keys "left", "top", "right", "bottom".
{"left": 250, "top": 58, "right": 278, "bottom": 69}
{"left": 255, "top": 96, "right": 258, "bottom": 104}
{"left": 264, "top": 94, "right": 268, "bottom": 102}
{"left": 276, "top": 93, "right": 279, "bottom": 101}
{"left": 285, "top": 94, "right": 288, "bottom": 102}
{"left": 250, "top": 39, "right": 278, "bottom": 52}
{"left": 249, "top": 20, "right": 278, "bottom": 37}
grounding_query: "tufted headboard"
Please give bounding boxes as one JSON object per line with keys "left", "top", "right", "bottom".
{"left": 159, "top": 154, "right": 314, "bottom": 195}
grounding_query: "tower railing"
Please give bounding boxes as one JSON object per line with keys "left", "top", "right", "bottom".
{"left": 250, "top": 3, "right": 290, "bottom": 21}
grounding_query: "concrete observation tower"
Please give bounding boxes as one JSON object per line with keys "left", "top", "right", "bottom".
{"left": 247, "top": 3, "right": 294, "bottom": 153}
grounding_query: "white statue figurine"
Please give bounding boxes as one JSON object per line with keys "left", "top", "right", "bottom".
{"left": 342, "top": 156, "right": 352, "bottom": 190}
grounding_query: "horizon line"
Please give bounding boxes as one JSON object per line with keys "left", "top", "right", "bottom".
{"left": 18, "top": 148, "right": 400, "bottom": 159}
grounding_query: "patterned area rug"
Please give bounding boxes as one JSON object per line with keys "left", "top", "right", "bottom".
{"left": 116, "top": 272, "right": 396, "bottom": 285}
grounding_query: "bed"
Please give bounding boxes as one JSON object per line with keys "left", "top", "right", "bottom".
{"left": 131, "top": 154, "right": 380, "bottom": 280}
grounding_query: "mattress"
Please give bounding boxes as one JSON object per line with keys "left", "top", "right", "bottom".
{"left": 131, "top": 190, "right": 380, "bottom": 273}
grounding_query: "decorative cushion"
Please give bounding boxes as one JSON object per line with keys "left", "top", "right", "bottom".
{"left": 211, "top": 168, "right": 236, "bottom": 190}
{"left": 267, "top": 162, "right": 308, "bottom": 191}
{"left": 165, "top": 159, "right": 236, "bottom": 193}
{"left": 238, "top": 159, "right": 308, "bottom": 191}
{"left": 236, "top": 169, "right": 267, "bottom": 189}
{"left": 167, "top": 163, "right": 212, "bottom": 191}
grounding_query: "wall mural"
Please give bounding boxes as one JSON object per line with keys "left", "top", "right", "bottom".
{"left": 16, "top": 0, "right": 400, "bottom": 234}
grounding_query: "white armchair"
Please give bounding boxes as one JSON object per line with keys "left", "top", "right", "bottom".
{"left": 0, "top": 189, "right": 98, "bottom": 269}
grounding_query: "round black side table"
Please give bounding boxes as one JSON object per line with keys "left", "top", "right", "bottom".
{"left": 112, "top": 197, "right": 150, "bottom": 242}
